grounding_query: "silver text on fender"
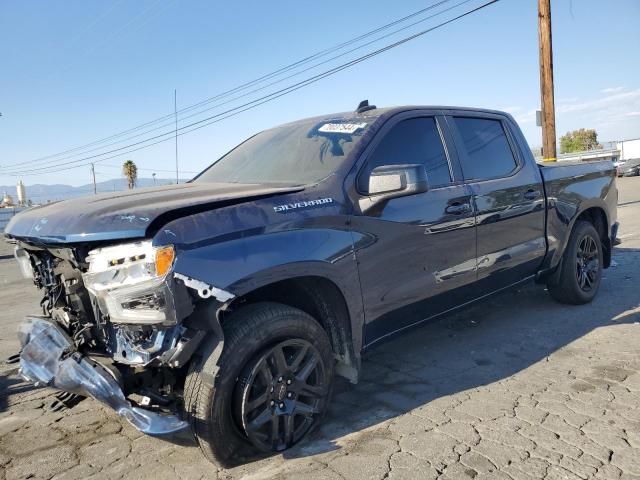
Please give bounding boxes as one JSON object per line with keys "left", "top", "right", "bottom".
{"left": 274, "top": 197, "right": 334, "bottom": 213}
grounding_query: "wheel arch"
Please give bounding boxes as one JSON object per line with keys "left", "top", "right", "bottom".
{"left": 223, "top": 274, "right": 361, "bottom": 383}
{"left": 541, "top": 204, "right": 611, "bottom": 286}
{"left": 573, "top": 205, "right": 611, "bottom": 268}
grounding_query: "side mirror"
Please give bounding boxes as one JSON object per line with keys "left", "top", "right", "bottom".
{"left": 367, "top": 164, "right": 429, "bottom": 198}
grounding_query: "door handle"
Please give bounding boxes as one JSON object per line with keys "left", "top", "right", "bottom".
{"left": 445, "top": 203, "right": 471, "bottom": 215}
{"left": 523, "top": 189, "right": 541, "bottom": 200}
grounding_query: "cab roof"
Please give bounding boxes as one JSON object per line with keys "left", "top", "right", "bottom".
{"left": 275, "top": 105, "right": 513, "bottom": 130}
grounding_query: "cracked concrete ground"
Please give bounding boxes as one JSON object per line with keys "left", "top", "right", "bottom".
{"left": 1, "top": 177, "right": 640, "bottom": 480}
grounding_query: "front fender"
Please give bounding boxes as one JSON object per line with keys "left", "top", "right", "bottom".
{"left": 172, "top": 229, "right": 355, "bottom": 291}
{"left": 171, "top": 228, "right": 364, "bottom": 351}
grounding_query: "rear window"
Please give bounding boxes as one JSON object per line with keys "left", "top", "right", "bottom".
{"left": 454, "top": 117, "right": 518, "bottom": 181}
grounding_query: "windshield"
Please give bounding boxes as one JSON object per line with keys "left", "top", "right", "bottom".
{"left": 194, "top": 116, "right": 377, "bottom": 185}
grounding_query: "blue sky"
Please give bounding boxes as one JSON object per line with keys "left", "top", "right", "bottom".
{"left": 1, "top": 0, "right": 639, "bottom": 187}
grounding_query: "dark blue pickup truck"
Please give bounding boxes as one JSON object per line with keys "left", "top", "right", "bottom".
{"left": 5, "top": 103, "right": 618, "bottom": 465}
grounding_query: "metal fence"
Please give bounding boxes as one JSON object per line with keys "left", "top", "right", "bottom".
{"left": 0, "top": 207, "right": 25, "bottom": 233}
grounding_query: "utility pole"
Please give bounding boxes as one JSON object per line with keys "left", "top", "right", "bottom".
{"left": 538, "top": 0, "right": 557, "bottom": 162}
{"left": 174, "top": 89, "right": 179, "bottom": 184}
{"left": 90, "top": 162, "right": 97, "bottom": 194}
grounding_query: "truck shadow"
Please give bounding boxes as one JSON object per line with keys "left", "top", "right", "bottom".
{"left": 268, "top": 245, "right": 640, "bottom": 463}
{"left": 0, "top": 373, "right": 39, "bottom": 413}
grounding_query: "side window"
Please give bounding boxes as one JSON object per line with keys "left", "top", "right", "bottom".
{"left": 453, "top": 117, "right": 518, "bottom": 180}
{"left": 358, "top": 117, "right": 452, "bottom": 193}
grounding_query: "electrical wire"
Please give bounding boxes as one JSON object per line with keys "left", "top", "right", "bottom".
{"left": 4, "top": 0, "right": 472, "bottom": 172}
{"left": 5, "top": 0, "right": 500, "bottom": 176}
{"left": 99, "top": 163, "right": 199, "bottom": 174}
{"left": 4, "top": 0, "right": 459, "bottom": 169}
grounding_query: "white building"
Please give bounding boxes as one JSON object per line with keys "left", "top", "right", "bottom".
{"left": 533, "top": 137, "right": 639, "bottom": 163}
{"left": 616, "top": 138, "right": 640, "bottom": 161}
{"left": 556, "top": 148, "right": 620, "bottom": 163}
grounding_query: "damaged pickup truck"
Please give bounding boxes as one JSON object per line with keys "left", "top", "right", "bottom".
{"left": 5, "top": 103, "right": 618, "bottom": 465}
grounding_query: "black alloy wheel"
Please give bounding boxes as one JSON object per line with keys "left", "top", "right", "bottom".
{"left": 576, "top": 234, "right": 599, "bottom": 292}
{"left": 237, "top": 339, "right": 329, "bottom": 452}
{"left": 547, "top": 220, "right": 603, "bottom": 305}
{"left": 184, "top": 302, "right": 334, "bottom": 465}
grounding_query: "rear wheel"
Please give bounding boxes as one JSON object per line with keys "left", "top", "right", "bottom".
{"left": 547, "top": 221, "right": 603, "bottom": 305}
{"left": 184, "top": 302, "right": 334, "bottom": 465}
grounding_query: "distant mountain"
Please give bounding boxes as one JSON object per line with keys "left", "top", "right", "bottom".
{"left": 0, "top": 178, "right": 189, "bottom": 204}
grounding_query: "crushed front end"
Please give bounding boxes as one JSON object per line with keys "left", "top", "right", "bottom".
{"left": 12, "top": 239, "right": 225, "bottom": 435}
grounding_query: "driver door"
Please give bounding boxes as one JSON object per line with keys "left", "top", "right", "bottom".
{"left": 349, "top": 113, "right": 478, "bottom": 346}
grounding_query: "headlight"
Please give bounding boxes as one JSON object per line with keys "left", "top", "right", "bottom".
{"left": 83, "top": 241, "right": 177, "bottom": 325}
{"left": 14, "top": 247, "right": 34, "bottom": 279}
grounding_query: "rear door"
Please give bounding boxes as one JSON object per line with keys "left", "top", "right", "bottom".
{"left": 446, "top": 112, "right": 546, "bottom": 291}
{"left": 348, "top": 111, "right": 478, "bottom": 345}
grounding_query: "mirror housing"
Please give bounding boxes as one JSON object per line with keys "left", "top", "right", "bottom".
{"left": 360, "top": 164, "right": 429, "bottom": 214}
{"left": 367, "top": 164, "right": 429, "bottom": 198}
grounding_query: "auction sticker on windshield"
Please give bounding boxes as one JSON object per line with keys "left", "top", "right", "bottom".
{"left": 318, "top": 122, "right": 368, "bottom": 134}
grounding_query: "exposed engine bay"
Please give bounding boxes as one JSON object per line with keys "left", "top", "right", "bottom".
{"left": 12, "top": 239, "right": 226, "bottom": 434}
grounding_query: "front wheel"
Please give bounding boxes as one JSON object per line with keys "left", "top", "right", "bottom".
{"left": 547, "top": 220, "right": 603, "bottom": 305}
{"left": 184, "top": 302, "right": 334, "bottom": 465}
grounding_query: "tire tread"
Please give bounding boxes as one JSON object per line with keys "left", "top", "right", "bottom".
{"left": 547, "top": 220, "right": 603, "bottom": 305}
{"left": 183, "top": 302, "right": 333, "bottom": 465}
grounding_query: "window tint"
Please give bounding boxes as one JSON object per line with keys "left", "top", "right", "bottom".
{"left": 359, "top": 117, "right": 451, "bottom": 193}
{"left": 454, "top": 117, "right": 517, "bottom": 180}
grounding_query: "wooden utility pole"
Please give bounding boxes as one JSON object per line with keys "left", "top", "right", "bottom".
{"left": 90, "top": 163, "right": 97, "bottom": 194}
{"left": 538, "top": 0, "right": 557, "bottom": 162}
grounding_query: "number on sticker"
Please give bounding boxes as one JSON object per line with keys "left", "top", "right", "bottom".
{"left": 318, "top": 123, "right": 367, "bottom": 134}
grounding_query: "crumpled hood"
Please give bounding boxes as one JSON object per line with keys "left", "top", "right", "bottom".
{"left": 4, "top": 182, "right": 303, "bottom": 244}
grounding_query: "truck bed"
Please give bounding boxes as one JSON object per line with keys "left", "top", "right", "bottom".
{"left": 538, "top": 159, "right": 618, "bottom": 271}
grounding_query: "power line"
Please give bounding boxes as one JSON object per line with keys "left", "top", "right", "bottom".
{"left": 174, "top": 89, "right": 179, "bottom": 184}
{"left": 5, "top": 0, "right": 476, "bottom": 173}
{"left": 5, "top": 0, "right": 499, "bottom": 176}
{"left": 99, "top": 163, "right": 199, "bottom": 174}
{"left": 4, "top": 0, "right": 500, "bottom": 176}
{"left": 4, "top": 0, "right": 458, "bottom": 169}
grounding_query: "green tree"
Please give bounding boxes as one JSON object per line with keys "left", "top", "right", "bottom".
{"left": 560, "top": 129, "right": 601, "bottom": 154}
{"left": 122, "top": 160, "right": 138, "bottom": 189}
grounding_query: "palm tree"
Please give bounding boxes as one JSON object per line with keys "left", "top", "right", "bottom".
{"left": 122, "top": 160, "right": 138, "bottom": 190}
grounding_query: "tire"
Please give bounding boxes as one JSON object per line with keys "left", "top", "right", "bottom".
{"left": 183, "top": 302, "right": 334, "bottom": 466}
{"left": 547, "top": 220, "right": 603, "bottom": 305}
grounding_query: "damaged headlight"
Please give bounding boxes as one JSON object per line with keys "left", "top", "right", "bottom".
{"left": 14, "top": 248, "right": 34, "bottom": 279}
{"left": 83, "top": 241, "right": 177, "bottom": 325}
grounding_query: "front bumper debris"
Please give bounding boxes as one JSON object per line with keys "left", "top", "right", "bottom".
{"left": 18, "top": 316, "right": 188, "bottom": 435}
{"left": 174, "top": 272, "right": 235, "bottom": 301}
